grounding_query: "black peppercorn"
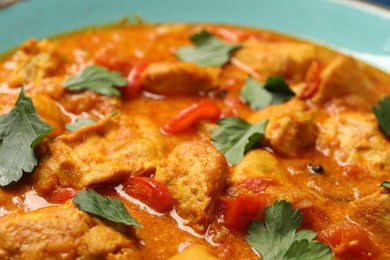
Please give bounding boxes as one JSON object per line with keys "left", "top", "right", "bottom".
{"left": 307, "top": 163, "right": 324, "bottom": 175}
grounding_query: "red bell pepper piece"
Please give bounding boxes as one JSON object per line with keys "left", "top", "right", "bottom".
{"left": 302, "top": 60, "right": 321, "bottom": 99}
{"left": 161, "top": 100, "right": 221, "bottom": 135}
{"left": 121, "top": 61, "right": 149, "bottom": 99}
{"left": 122, "top": 176, "right": 174, "bottom": 213}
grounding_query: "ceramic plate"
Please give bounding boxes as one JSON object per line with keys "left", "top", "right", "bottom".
{"left": 0, "top": 0, "right": 389, "bottom": 72}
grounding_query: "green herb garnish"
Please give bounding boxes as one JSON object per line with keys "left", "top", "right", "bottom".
{"left": 240, "top": 76, "right": 295, "bottom": 110}
{"left": 381, "top": 180, "right": 390, "bottom": 189}
{"left": 65, "top": 118, "right": 96, "bottom": 132}
{"left": 0, "top": 87, "right": 53, "bottom": 186}
{"left": 371, "top": 96, "right": 390, "bottom": 137}
{"left": 63, "top": 65, "right": 127, "bottom": 96}
{"left": 176, "top": 30, "right": 242, "bottom": 67}
{"left": 246, "top": 200, "right": 333, "bottom": 260}
{"left": 73, "top": 189, "right": 142, "bottom": 227}
{"left": 211, "top": 116, "right": 268, "bottom": 165}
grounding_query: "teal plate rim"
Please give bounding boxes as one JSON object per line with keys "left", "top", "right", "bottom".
{"left": 0, "top": 0, "right": 389, "bottom": 72}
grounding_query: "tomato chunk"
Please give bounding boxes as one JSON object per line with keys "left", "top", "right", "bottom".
{"left": 218, "top": 193, "right": 269, "bottom": 231}
{"left": 302, "top": 60, "right": 321, "bottom": 99}
{"left": 161, "top": 100, "right": 221, "bottom": 135}
{"left": 48, "top": 187, "right": 79, "bottom": 204}
{"left": 123, "top": 176, "right": 173, "bottom": 213}
{"left": 317, "top": 220, "right": 378, "bottom": 259}
{"left": 121, "top": 61, "right": 149, "bottom": 99}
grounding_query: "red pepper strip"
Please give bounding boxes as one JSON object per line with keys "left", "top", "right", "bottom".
{"left": 302, "top": 60, "right": 321, "bottom": 99}
{"left": 161, "top": 100, "right": 221, "bottom": 135}
{"left": 123, "top": 176, "right": 174, "bottom": 213}
{"left": 121, "top": 61, "right": 149, "bottom": 99}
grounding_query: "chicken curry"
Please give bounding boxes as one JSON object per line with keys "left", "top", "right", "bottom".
{"left": 0, "top": 21, "right": 390, "bottom": 259}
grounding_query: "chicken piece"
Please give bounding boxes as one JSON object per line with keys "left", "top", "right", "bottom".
{"left": 248, "top": 100, "right": 316, "bottom": 155}
{"left": 228, "top": 149, "right": 285, "bottom": 185}
{"left": 141, "top": 62, "right": 220, "bottom": 95}
{"left": 6, "top": 38, "right": 62, "bottom": 88}
{"left": 59, "top": 90, "right": 121, "bottom": 118}
{"left": 31, "top": 94, "right": 68, "bottom": 137}
{"left": 34, "top": 116, "right": 166, "bottom": 193}
{"left": 266, "top": 185, "right": 316, "bottom": 209}
{"left": 27, "top": 76, "right": 66, "bottom": 100}
{"left": 0, "top": 93, "right": 17, "bottom": 116}
{"left": 317, "top": 112, "right": 390, "bottom": 176}
{"left": 155, "top": 140, "right": 228, "bottom": 233}
{"left": 348, "top": 190, "right": 390, "bottom": 241}
{"left": 233, "top": 41, "right": 316, "bottom": 80}
{"left": 312, "top": 55, "right": 377, "bottom": 104}
{"left": 0, "top": 202, "right": 138, "bottom": 259}
{"left": 107, "top": 248, "right": 146, "bottom": 260}
{"left": 168, "top": 245, "right": 218, "bottom": 260}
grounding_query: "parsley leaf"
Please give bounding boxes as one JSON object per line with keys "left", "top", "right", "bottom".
{"left": 65, "top": 118, "right": 96, "bottom": 132}
{"left": 371, "top": 96, "right": 390, "bottom": 137}
{"left": 0, "top": 87, "right": 53, "bottom": 187}
{"left": 381, "top": 180, "right": 390, "bottom": 189}
{"left": 63, "top": 65, "right": 127, "bottom": 96}
{"left": 246, "top": 200, "right": 333, "bottom": 260}
{"left": 73, "top": 189, "right": 142, "bottom": 227}
{"left": 176, "top": 30, "right": 242, "bottom": 67}
{"left": 240, "top": 76, "right": 295, "bottom": 110}
{"left": 211, "top": 116, "right": 268, "bottom": 165}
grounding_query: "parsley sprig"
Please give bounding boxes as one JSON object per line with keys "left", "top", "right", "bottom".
{"left": 211, "top": 116, "right": 268, "bottom": 165}
{"left": 381, "top": 180, "right": 390, "bottom": 189}
{"left": 176, "top": 30, "right": 242, "bottom": 67}
{"left": 63, "top": 65, "right": 127, "bottom": 96}
{"left": 0, "top": 87, "right": 53, "bottom": 186}
{"left": 240, "top": 76, "right": 295, "bottom": 110}
{"left": 371, "top": 96, "right": 390, "bottom": 137}
{"left": 246, "top": 200, "right": 333, "bottom": 260}
{"left": 73, "top": 189, "right": 142, "bottom": 227}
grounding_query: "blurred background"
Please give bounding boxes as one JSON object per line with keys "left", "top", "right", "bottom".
{"left": 0, "top": 0, "right": 389, "bottom": 9}
{"left": 369, "top": 0, "right": 390, "bottom": 7}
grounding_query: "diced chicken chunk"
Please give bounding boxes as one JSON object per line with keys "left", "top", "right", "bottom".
{"left": 266, "top": 185, "right": 316, "bottom": 209}
{"left": 31, "top": 94, "right": 68, "bottom": 137}
{"left": 27, "top": 76, "right": 66, "bottom": 100}
{"left": 317, "top": 112, "right": 390, "bottom": 176}
{"left": 141, "top": 62, "right": 220, "bottom": 94}
{"left": 248, "top": 100, "right": 316, "bottom": 155}
{"left": 0, "top": 93, "right": 18, "bottom": 116}
{"left": 0, "top": 202, "right": 137, "bottom": 259}
{"left": 59, "top": 90, "right": 121, "bottom": 118}
{"left": 155, "top": 140, "right": 228, "bottom": 233}
{"left": 168, "top": 245, "right": 218, "bottom": 260}
{"left": 233, "top": 41, "right": 316, "bottom": 80}
{"left": 349, "top": 190, "right": 390, "bottom": 240}
{"left": 312, "top": 55, "right": 377, "bottom": 104}
{"left": 228, "top": 149, "right": 285, "bottom": 185}
{"left": 5, "top": 38, "right": 62, "bottom": 88}
{"left": 34, "top": 116, "right": 166, "bottom": 193}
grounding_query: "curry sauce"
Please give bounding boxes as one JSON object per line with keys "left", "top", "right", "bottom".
{"left": 0, "top": 23, "right": 390, "bottom": 259}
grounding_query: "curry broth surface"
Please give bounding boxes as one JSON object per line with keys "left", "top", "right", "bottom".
{"left": 0, "top": 23, "right": 390, "bottom": 259}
